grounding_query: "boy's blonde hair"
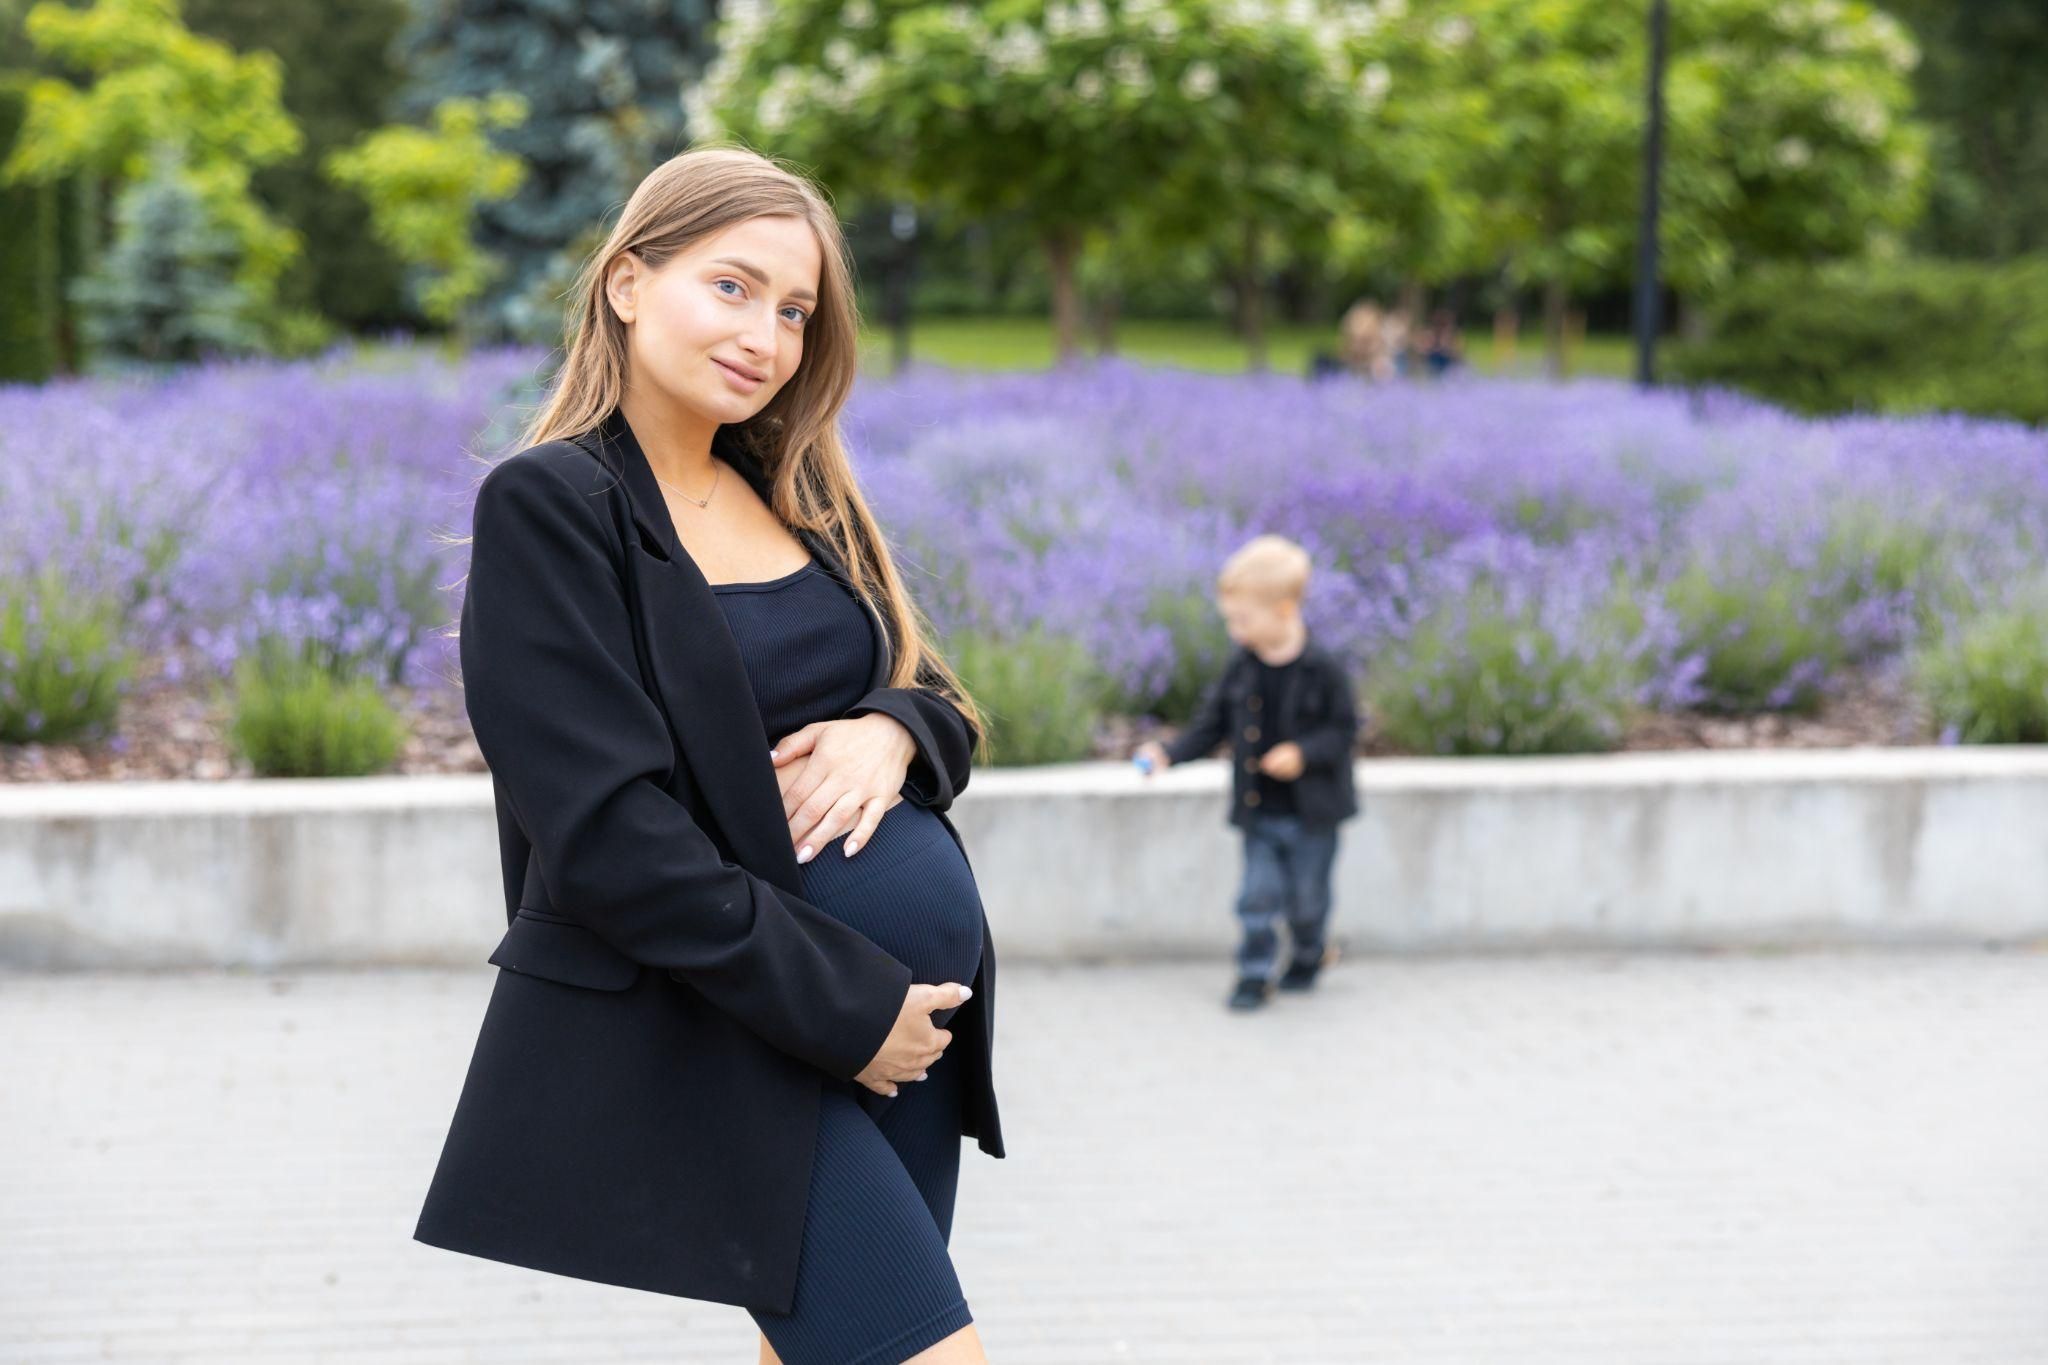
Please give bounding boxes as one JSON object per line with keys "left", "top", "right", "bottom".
{"left": 1217, "top": 534, "right": 1312, "bottom": 606}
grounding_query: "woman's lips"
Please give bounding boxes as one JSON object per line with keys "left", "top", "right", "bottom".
{"left": 714, "top": 358, "right": 763, "bottom": 390}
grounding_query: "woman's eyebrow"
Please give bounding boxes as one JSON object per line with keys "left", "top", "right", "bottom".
{"left": 711, "top": 256, "right": 818, "bottom": 304}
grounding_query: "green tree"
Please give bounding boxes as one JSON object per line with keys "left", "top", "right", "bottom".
{"left": 1, "top": 0, "right": 304, "bottom": 327}
{"left": 1116, "top": 3, "right": 1404, "bottom": 368}
{"left": 325, "top": 94, "right": 529, "bottom": 333}
{"left": 695, "top": 0, "right": 1391, "bottom": 365}
{"left": 1663, "top": 0, "right": 1928, "bottom": 321}
{"left": 1403, "top": 0, "right": 1928, "bottom": 372}
{"left": 181, "top": 0, "right": 415, "bottom": 331}
{"left": 1885, "top": 0, "right": 2048, "bottom": 260}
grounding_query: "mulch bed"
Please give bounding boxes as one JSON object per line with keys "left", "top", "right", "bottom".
{"left": 2, "top": 659, "right": 1945, "bottom": 784}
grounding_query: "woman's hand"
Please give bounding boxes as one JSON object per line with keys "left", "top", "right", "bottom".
{"left": 854, "top": 982, "right": 971, "bottom": 1097}
{"left": 769, "top": 714, "right": 917, "bottom": 862}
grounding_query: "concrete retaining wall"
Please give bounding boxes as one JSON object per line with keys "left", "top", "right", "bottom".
{"left": 4, "top": 746, "right": 2047, "bottom": 970}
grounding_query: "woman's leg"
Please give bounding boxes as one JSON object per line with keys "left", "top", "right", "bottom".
{"left": 862, "top": 1020, "right": 969, "bottom": 1241}
{"left": 749, "top": 1082, "right": 974, "bottom": 1365}
{"left": 762, "top": 1322, "right": 987, "bottom": 1364}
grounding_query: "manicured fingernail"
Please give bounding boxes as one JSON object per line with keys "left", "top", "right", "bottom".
{"left": 798, "top": 844, "right": 813, "bottom": 863}
{"left": 917, "top": 1071, "right": 928, "bottom": 1080}
{"left": 768, "top": 748, "right": 778, "bottom": 759}
{"left": 843, "top": 839, "right": 859, "bottom": 857}
{"left": 959, "top": 986, "right": 972, "bottom": 1000}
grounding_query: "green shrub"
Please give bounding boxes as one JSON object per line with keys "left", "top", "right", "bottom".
{"left": 1814, "top": 499, "right": 1958, "bottom": 657}
{"left": 1666, "top": 562, "right": 1844, "bottom": 715}
{"left": 224, "top": 639, "right": 407, "bottom": 777}
{"left": 1911, "top": 585, "right": 2048, "bottom": 744}
{"left": 1667, "top": 256, "right": 2048, "bottom": 426}
{"left": 1103, "top": 584, "right": 1232, "bottom": 722}
{"left": 0, "top": 567, "right": 131, "bottom": 744}
{"left": 946, "top": 624, "right": 1105, "bottom": 766}
{"left": 1365, "top": 578, "right": 1645, "bottom": 756}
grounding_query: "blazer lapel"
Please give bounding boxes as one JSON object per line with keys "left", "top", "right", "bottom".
{"left": 570, "top": 409, "right": 892, "bottom": 895}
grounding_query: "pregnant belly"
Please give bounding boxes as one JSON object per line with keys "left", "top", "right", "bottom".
{"left": 798, "top": 800, "right": 985, "bottom": 1003}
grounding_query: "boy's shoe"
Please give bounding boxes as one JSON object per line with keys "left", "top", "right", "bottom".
{"left": 1227, "top": 977, "right": 1273, "bottom": 1011}
{"left": 1278, "top": 943, "right": 1340, "bottom": 993}
{"left": 1276, "top": 960, "right": 1321, "bottom": 992}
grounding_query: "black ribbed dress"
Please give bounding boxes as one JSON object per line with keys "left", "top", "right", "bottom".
{"left": 710, "top": 554, "right": 984, "bottom": 1364}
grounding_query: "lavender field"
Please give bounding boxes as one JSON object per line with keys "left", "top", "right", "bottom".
{"left": 5, "top": 343, "right": 2047, "bottom": 775}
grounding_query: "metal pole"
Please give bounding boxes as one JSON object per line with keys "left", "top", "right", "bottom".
{"left": 1633, "top": 0, "right": 1669, "bottom": 388}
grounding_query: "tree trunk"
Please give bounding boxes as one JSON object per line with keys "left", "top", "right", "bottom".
{"left": 1677, "top": 291, "right": 1710, "bottom": 343}
{"left": 1398, "top": 277, "right": 1426, "bottom": 322}
{"left": 1492, "top": 303, "right": 1520, "bottom": 373}
{"left": 1542, "top": 277, "right": 1569, "bottom": 379}
{"left": 1045, "top": 229, "right": 1084, "bottom": 364}
{"left": 1238, "top": 218, "right": 1267, "bottom": 372}
{"left": 1091, "top": 284, "right": 1120, "bottom": 355}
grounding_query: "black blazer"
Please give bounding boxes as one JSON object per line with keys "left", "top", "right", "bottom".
{"left": 1161, "top": 637, "right": 1362, "bottom": 828}
{"left": 412, "top": 408, "right": 1003, "bottom": 1314}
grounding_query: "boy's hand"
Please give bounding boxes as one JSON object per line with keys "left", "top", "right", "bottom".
{"left": 1258, "top": 742, "right": 1305, "bottom": 781}
{"left": 1134, "top": 739, "right": 1170, "bottom": 775}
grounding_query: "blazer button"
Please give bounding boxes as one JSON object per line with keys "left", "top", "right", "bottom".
{"left": 1247, "top": 695, "right": 1262, "bottom": 711}
{"left": 1244, "top": 725, "right": 1260, "bottom": 740}
{"left": 1244, "top": 755, "right": 1259, "bottom": 770}
{"left": 1245, "top": 791, "right": 1261, "bottom": 805}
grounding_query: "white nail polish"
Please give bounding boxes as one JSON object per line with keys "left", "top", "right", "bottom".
{"left": 843, "top": 839, "right": 859, "bottom": 857}
{"left": 798, "top": 844, "right": 813, "bottom": 863}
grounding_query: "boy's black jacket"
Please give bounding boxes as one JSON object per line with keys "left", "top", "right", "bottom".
{"left": 1162, "top": 636, "right": 1361, "bottom": 828}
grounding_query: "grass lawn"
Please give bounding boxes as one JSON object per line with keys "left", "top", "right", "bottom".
{"left": 855, "top": 314, "right": 1652, "bottom": 378}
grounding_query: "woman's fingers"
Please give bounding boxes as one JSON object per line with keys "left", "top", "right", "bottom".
{"left": 794, "top": 788, "right": 866, "bottom": 864}
{"left": 768, "top": 723, "right": 822, "bottom": 765}
{"left": 917, "top": 982, "right": 973, "bottom": 1011}
{"left": 840, "top": 796, "right": 888, "bottom": 858}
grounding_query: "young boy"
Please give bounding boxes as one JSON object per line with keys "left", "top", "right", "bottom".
{"left": 1135, "top": 535, "right": 1362, "bottom": 1011}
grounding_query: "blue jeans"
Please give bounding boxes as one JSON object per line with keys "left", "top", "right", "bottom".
{"left": 1234, "top": 810, "right": 1341, "bottom": 981}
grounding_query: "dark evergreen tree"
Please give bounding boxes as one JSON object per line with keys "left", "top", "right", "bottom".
{"left": 394, "top": 0, "right": 720, "bottom": 342}
{"left": 69, "top": 140, "right": 263, "bottom": 365}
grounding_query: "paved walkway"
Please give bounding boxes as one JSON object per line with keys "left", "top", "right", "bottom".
{"left": 3, "top": 949, "right": 2045, "bottom": 1363}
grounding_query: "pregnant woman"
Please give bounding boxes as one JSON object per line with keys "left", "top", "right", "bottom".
{"left": 413, "top": 146, "right": 1003, "bottom": 1365}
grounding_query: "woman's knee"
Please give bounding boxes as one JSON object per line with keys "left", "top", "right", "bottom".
{"left": 903, "top": 1321, "right": 987, "bottom": 1364}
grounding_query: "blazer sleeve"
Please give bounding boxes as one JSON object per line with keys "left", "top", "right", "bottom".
{"left": 460, "top": 452, "right": 913, "bottom": 1082}
{"left": 1161, "top": 666, "right": 1232, "bottom": 766}
{"left": 844, "top": 681, "right": 977, "bottom": 812}
{"left": 1292, "top": 662, "right": 1360, "bottom": 771}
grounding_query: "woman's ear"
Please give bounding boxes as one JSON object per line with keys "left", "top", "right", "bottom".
{"left": 604, "top": 251, "right": 640, "bottom": 325}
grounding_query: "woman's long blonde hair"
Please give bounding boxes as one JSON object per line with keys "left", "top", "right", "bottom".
{"left": 516, "top": 144, "right": 986, "bottom": 754}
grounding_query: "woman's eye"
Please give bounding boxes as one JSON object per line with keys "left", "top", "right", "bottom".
{"left": 781, "top": 307, "right": 809, "bottom": 325}
{"left": 715, "top": 278, "right": 742, "bottom": 297}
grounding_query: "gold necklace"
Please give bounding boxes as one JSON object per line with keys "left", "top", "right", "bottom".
{"left": 652, "top": 461, "right": 722, "bottom": 508}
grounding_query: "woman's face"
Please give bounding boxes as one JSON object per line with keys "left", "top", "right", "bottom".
{"left": 606, "top": 214, "right": 824, "bottom": 424}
